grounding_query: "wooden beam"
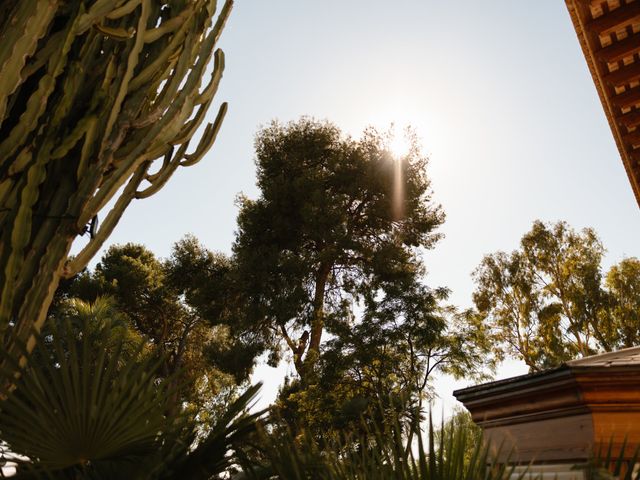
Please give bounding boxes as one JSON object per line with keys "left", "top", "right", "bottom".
{"left": 604, "top": 61, "right": 640, "bottom": 86}
{"left": 628, "top": 147, "right": 640, "bottom": 165}
{"left": 624, "top": 128, "right": 640, "bottom": 145}
{"left": 612, "top": 85, "right": 640, "bottom": 108}
{"left": 589, "top": 1, "right": 640, "bottom": 36}
{"left": 597, "top": 31, "right": 640, "bottom": 63}
{"left": 617, "top": 107, "right": 640, "bottom": 128}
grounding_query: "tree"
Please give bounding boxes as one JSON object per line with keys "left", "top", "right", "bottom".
{"left": 605, "top": 257, "right": 640, "bottom": 348}
{"left": 0, "top": 0, "right": 232, "bottom": 364}
{"left": 472, "top": 220, "right": 640, "bottom": 371}
{"left": 233, "top": 118, "right": 445, "bottom": 382}
{"left": 55, "top": 237, "right": 252, "bottom": 415}
{"left": 232, "top": 118, "right": 491, "bottom": 438}
{"left": 275, "top": 301, "right": 493, "bottom": 440}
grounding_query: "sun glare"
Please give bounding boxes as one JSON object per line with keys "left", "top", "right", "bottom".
{"left": 389, "top": 131, "right": 411, "bottom": 158}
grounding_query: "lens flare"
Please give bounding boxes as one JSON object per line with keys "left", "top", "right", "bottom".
{"left": 388, "top": 130, "right": 407, "bottom": 221}
{"left": 392, "top": 155, "right": 404, "bottom": 221}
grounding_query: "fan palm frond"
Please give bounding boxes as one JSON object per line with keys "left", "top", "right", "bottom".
{"left": 0, "top": 312, "right": 176, "bottom": 477}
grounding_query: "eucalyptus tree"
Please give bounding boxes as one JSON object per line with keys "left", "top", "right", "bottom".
{"left": 473, "top": 220, "right": 640, "bottom": 371}
{"left": 0, "top": 0, "right": 232, "bottom": 363}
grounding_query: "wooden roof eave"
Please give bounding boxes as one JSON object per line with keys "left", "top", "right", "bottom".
{"left": 566, "top": 0, "right": 640, "bottom": 207}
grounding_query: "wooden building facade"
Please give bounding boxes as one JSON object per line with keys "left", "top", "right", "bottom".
{"left": 454, "top": 348, "right": 640, "bottom": 479}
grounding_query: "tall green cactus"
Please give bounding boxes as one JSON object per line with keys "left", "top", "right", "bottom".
{"left": 0, "top": 0, "right": 232, "bottom": 360}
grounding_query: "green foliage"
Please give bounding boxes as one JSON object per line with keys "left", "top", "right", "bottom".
{"left": 234, "top": 119, "right": 445, "bottom": 376}
{"left": 231, "top": 118, "right": 491, "bottom": 438}
{"left": 56, "top": 238, "right": 255, "bottom": 418}
{"left": 237, "top": 407, "right": 525, "bottom": 480}
{"left": 0, "top": 0, "right": 232, "bottom": 360}
{"left": 605, "top": 257, "right": 640, "bottom": 349}
{"left": 433, "top": 408, "right": 482, "bottom": 470}
{"left": 473, "top": 220, "right": 640, "bottom": 371}
{"left": 0, "top": 310, "right": 175, "bottom": 476}
{"left": 275, "top": 304, "right": 493, "bottom": 440}
{"left": 580, "top": 438, "right": 640, "bottom": 480}
{"left": 0, "top": 297, "right": 263, "bottom": 479}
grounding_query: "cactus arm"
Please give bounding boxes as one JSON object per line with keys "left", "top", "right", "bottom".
{"left": 180, "top": 103, "right": 227, "bottom": 167}
{"left": 77, "top": 118, "right": 99, "bottom": 180}
{"left": 196, "top": 49, "right": 226, "bottom": 105}
{"left": 0, "top": 0, "right": 57, "bottom": 123}
{"left": 0, "top": 8, "right": 79, "bottom": 161}
{"left": 123, "top": 26, "right": 223, "bottom": 162}
{"left": 77, "top": 0, "right": 122, "bottom": 33}
{"left": 0, "top": 179, "right": 14, "bottom": 210}
{"left": 0, "top": 148, "right": 27, "bottom": 217}
{"left": 144, "top": 148, "right": 173, "bottom": 184}
{"left": 125, "top": 0, "right": 232, "bottom": 94}
{"left": 134, "top": 144, "right": 189, "bottom": 200}
{"left": 209, "top": 0, "right": 233, "bottom": 47}
{"left": 136, "top": 100, "right": 226, "bottom": 198}
{"left": 63, "top": 163, "right": 148, "bottom": 278}
{"left": 0, "top": 145, "right": 50, "bottom": 331}
{"left": 50, "top": 116, "right": 95, "bottom": 160}
{"left": 7, "top": 148, "right": 33, "bottom": 178}
{"left": 129, "top": 35, "right": 196, "bottom": 129}
{"left": 79, "top": 155, "right": 141, "bottom": 228}
{"left": 102, "top": 0, "right": 150, "bottom": 145}
{"left": 105, "top": 0, "right": 141, "bottom": 20}
{"left": 19, "top": 30, "right": 65, "bottom": 80}
{"left": 143, "top": 9, "right": 190, "bottom": 44}
{"left": 127, "top": 22, "right": 190, "bottom": 93}
{"left": 93, "top": 24, "right": 136, "bottom": 40}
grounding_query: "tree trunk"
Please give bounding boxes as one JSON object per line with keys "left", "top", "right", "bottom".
{"left": 300, "top": 261, "right": 331, "bottom": 379}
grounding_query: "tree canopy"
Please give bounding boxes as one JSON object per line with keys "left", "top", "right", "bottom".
{"left": 55, "top": 236, "right": 252, "bottom": 416}
{"left": 473, "top": 220, "right": 640, "bottom": 371}
{"left": 232, "top": 118, "right": 490, "bottom": 435}
{"left": 234, "top": 119, "right": 445, "bottom": 377}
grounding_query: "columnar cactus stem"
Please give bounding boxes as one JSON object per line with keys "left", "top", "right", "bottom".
{"left": 0, "top": 0, "right": 233, "bottom": 362}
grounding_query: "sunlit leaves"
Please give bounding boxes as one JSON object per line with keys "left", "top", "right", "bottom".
{"left": 473, "top": 220, "right": 640, "bottom": 371}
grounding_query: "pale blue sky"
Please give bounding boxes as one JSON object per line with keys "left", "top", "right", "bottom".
{"left": 90, "top": 1, "right": 640, "bottom": 410}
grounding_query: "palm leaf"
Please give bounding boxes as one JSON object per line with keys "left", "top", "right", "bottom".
{"left": 0, "top": 310, "right": 176, "bottom": 477}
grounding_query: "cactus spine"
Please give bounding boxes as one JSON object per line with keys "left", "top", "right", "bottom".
{"left": 0, "top": 0, "right": 232, "bottom": 359}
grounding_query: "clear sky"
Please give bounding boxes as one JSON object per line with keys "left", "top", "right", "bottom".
{"left": 89, "top": 1, "right": 640, "bottom": 412}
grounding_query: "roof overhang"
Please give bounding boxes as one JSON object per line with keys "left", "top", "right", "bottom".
{"left": 566, "top": 0, "right": 640, "bottom": 206}
{"left": 454, "top": 347, "right": 640, "bottom": 463}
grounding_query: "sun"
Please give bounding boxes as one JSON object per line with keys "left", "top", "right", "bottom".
{"left": 382, "top": 121, "right": 415, "bottom": 159}
{"left": 388, "top": 132, "right": 411, "bottom": 158}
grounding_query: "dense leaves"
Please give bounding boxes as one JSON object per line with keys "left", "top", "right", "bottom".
{"left": 237, "top": 404, "right": 524, "bottom": 480}
{"left": 234, "top": 119, "right": 445, "bottom": 378}
{"left": 0, "top": 297, "right": 263, "bottom": 479}
{"left": 232, "top": 118, "right": 490, "bottom": 437}
{"left": 473, "top": 220, "right": 640, "bottom": 370}
{"left": 55, "top": 237, "right": 254, "bottom": 417}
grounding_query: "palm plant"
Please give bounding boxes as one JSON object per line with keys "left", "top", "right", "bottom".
{"left": 580, "top": 438, "right": 640, "bottom": 480}
{"left": 236, "top": 408, "right": 527, "bottom": 480}
{"left": 0, "top": 298, "right": 263, "bottom": 479}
